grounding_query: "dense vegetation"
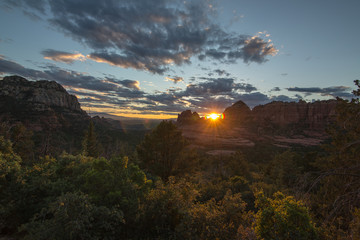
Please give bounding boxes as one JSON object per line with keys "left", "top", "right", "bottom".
{"left": 1, "top": 81, "right": 359, "bottom": 239}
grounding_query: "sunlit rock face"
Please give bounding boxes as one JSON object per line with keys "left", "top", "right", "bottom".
{"left": 177, "top": 110, "right": 200, "bottom": 124}
{"left": 223, "top": 100, "right": 251, "bottom": 123}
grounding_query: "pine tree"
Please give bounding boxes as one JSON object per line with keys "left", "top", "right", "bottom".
{"left": 82, "top": 121, "right": 101, "bottom": 158}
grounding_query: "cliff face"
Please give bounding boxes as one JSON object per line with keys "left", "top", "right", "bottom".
{"left": 251, "top": 100, "right": 337, "bottom": 130}
{"left": 0, "top": 75, "right": 83, "bottom": 112}
{"left": 0, "top": 75, "right": 89, "bottom": 131}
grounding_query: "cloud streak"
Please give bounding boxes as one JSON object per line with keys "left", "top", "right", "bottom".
{"left": 287, "top": 86, "right": 353, "bottom": 98}
{"left": 166, "top": 76, "right": 184, "bottom": 84}
{"left": 42, "top": 49, "right": 86, "bottom": 64}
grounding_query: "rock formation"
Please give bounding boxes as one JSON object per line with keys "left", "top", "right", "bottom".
{"left": 251, "top": 100, "right": 337, "bottom": 130}
{"left": 0, "top": 75, "right": 84, "bottom": 113}
{"left": 178, "top": 99, "right": 338, "bottom": 151}
{"left": 177, "top": 110, "right": 200, "bottom": 124}
{"left": 223, "top": 100, "right": 252, "bottom": 123}
{"left": 0, "top": 75, "right": 89, "bottom": 132}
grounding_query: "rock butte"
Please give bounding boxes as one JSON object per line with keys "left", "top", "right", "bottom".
{"left": 177, "top": 99, "right": 338, "bottom": 153}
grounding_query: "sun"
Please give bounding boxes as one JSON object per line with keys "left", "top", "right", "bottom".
{"left": 205, "top": 113, "right": 223, "bottom": 121}
{"left": 209, "top": 113, "right": 219, "bottom": 120}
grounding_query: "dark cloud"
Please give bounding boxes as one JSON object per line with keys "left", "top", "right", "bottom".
{"left": 270, "top": 94, "right": 301, "bottom": 102}
{"left": 287, "top": 86, "right": 353, "bottom": 98}
{"left": 8, "top": 0, "right": 277, "bottom": 74}
{"left": 181, "top": 78, "right": 257, "bottom": 96}
{"left": 104, "top": 77, "right": 140, "bottom": 90}
{"left": 214, "top": 69, "right": 230, "bottom": 76}
{"left": 226, "top": 36, "right": 278, "bottom": 63}
{"left": 0, "top": 57, "right": 144, "bottom": 100}
{"left": 270, "top": 87, "right": 281, "bottom": 92}
{"left": 41, "top": 49, "right": 85, "bottom": 64}
{"left": 0, "top": 56, "right": 48, "bottom": 79}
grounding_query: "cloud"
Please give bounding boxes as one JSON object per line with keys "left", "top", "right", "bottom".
{"left": 1, "top": 57, "right": 315, "bottom": 116}
{"left": 0, "top": 57, "right": 144, "bottom": 99}
{"left": 226, "top": 36, "right": 278, "bottom": 63}
{"left": 144, "top": 78, "right": 260, "bottom": 112}
{"left": 182, "top": 78, "right": 257, "bottom": 96}
{"left": 270, "top": 87, "right": 281, "bottom": 92}
{"left": 41, "top": 49, "right": 86, "bottom": 64}
{"left": 103, "top": 77, "right": 141, "bottom": 90}
{"left": 0, "top": 56, "right": 48, "bottom": 79}
{"left": 166, "top": 76, "right": 184, "bottom": 84}
{"left": 214, "top": 69, "right": 230, "bottom": 76}
{"left": 8, "top": 0, "right": 277, "bottom": 74}
{"left": 287, "top": 86, "right": 353, "bottom": 98}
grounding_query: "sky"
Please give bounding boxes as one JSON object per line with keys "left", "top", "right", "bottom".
{"left": 0, "top": 0, "right": 359, "bottom": 119}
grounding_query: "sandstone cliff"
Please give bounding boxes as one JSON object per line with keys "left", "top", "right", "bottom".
{"left": 251, "top": 100, "right": 337, "bottom": 130}
{"left": 0, "top": 75, "right": 89, "bottom": 131}
{"left": 0, "top": 75, "right": 84, "bottom": 112}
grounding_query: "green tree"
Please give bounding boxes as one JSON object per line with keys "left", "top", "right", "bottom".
{"left": 82, "top": 121, "right": 101, "bottom": 157}
{"left": 309, "top": 80, "right": 360, "bottom": 233}
{"left": 21, "top": 192, "right": 124, "bottom": 240}
{"left": 81, "top": 155, "right": 152, "bottom": 237}
{"left": 137, "top": 120, "right": 187, "bottom": 180}
{"left": 0, "top": 136, "right": 23, "bottom": 233}
{"left": 255, "top": 191, "right": 318, "bottom": 240}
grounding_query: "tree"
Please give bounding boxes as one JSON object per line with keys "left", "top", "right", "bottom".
{"left": 82, "top": 121, "right": 101, "bottom": 157}
{"left": 0, "top": 136, "right": 23, "bottom": 233}
{"left": 21, "top": 192, "right": 124, "bottom": 240}
{"left": 137, "top": 120, "right": 187, "bottom": 180}
{"left": 309, "top": 80, "right": 360, "bottom": 233}
{"left": 255, "top": 191, "right": 318, "bottom": 240}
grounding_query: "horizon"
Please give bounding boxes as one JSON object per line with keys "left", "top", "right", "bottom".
{"left": 0, "top": 74, "right": 344, "bottom": 120}
{"left": 0, "top": 0, "right": 359, "bottom": 119}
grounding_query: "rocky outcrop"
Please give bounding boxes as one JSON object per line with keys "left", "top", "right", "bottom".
{"left": 177, "top": 110, "right": 200, "bottom": 124}
{"left": 223, "top": 100, "right": 251, "bottom": 123}
{"left": 0, "top": 75, "right": 83, "bottom": 112}
{"left": 251, "top": 100, "right": 337, "bottom": 130}
{"left": 0, "top": 75, "right": 89, "bottom": 131}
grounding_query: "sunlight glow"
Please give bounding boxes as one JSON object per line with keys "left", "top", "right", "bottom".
{"left": 205, "top": 113, "right": 224, "bottom": 121}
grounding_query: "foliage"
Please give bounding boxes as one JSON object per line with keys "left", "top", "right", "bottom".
{"left": 21, "top": 192, "right": 124, "bottom": 240}
{"left": 82, "top": 121, "right": 102, "bottom": 158}
{"left": 138, "top": 177, "right": 253, "bottom": 240}
{"left": 81, "top": 155, "right": 152, "bottom": 226}
{"left": 137, "top": 120, "right": 188, "bottom": 180}
{"left": 0, "top": 136, "right": 23, "bottom": 233}
{"left": 255, "top": 191, "right": 318, "bottom": 240}
{"left": 309, "top": 80, "right": 360, "bottom": 231}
